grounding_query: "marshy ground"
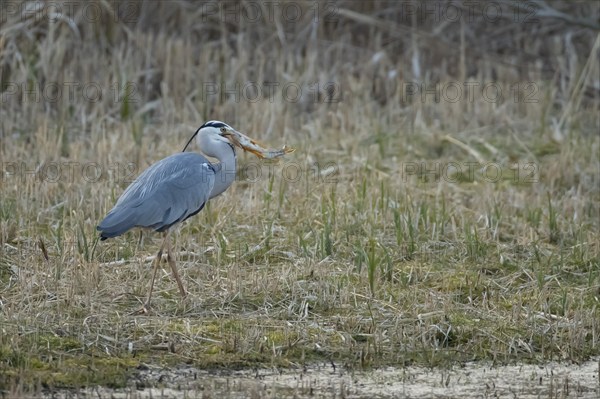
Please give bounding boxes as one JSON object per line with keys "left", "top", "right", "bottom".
{"left": 0, "top": 1, "right": 599, "bottom": 397}
{"left": 40, "top": 360, "right": 600, "bottom": 398}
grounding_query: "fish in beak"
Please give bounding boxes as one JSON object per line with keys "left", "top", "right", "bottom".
{"left": 223, "top": 129, "right": 294, "bottom": 160}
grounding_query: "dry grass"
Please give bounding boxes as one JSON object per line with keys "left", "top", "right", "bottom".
{"left": 0, "top": 0, "right": 599, "bottom": 394}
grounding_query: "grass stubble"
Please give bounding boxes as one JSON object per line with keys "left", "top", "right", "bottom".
{"left": 0, "top": 1, "right": 598, "bottom": 397}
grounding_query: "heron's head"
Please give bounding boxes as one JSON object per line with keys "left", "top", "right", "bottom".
{"left": 183, "top": 120, "right": 268, "bottom": 158}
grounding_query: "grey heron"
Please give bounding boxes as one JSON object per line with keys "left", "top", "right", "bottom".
{"left": 97, "top": 120, "right": 292, "bottom": 310}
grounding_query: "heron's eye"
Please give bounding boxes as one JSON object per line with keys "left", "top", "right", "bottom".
{"left": 220, "top": 127, "right": 227, "bottom": 133}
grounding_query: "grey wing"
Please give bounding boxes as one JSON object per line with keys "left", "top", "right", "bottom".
{"left": 97, "top": 152, "right": 215, "bottom": 240}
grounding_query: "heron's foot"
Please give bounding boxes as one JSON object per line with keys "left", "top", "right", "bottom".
{"left": 131, "top": 302, "right": 154, "bottom": 315}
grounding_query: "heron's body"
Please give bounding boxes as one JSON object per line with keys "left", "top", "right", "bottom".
{"left": 98, "top": 150, "right": 237, "bottom": 239}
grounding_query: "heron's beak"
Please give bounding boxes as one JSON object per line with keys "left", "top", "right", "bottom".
{"left": 223, "top": 129, "right": 294, "bottom": 160}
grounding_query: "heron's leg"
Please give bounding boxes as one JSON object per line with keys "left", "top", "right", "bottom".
{"left": 136, "top": 230, "right": 144, "bottom": 251}
{"left": 144, "top": 232, "right": 169, "bottom": 307}
{"left": 166, "top": 233, "right": 187, "bottom": 298}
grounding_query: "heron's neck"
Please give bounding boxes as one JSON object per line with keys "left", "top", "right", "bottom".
{"left": 207, "top": 144, "right": 237, "bottom": 199}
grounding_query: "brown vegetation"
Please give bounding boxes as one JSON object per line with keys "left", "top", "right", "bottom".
{"left": 0, "top": 0, "right": 598, "bottom": 395}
